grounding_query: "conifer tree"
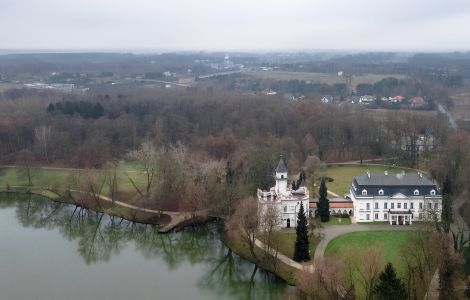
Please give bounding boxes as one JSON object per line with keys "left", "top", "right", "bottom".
{"left": 441, "top": 175, "right": 453, "bottom": 233}
{"left": 293, "top": 203, "right": 310, "bottom": 262}
{"left": 373, "top": 263, "right": 408, "bottom": 300}
{"left": 318, "top": 178, "right": 330, "bottom": 222}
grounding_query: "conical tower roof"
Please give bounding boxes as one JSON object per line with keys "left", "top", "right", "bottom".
{"left": 275, "top": 156, "right": 288, "bottom": 173}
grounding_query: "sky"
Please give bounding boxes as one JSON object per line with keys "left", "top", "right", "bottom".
{"left": 1, "top": 0, "right": 470, "bottom": 52}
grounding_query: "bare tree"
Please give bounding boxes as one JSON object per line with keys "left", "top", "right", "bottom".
{"left": 296, "top": 256, "right": 349, "bottom": 300}
{"left": 227, "top": 196, "right": 259, "bottom": 260}
{"left": 16, "top": 149, "right": 39, "bottom": 186}
{"left": 183, "top": 182, "right": 208, "bottom": 219}
{"left": 126, "top": 141, "right": 160, "bottom": 196}
{"left": 34, "top": 125, "right": 52, "bottom": 163}
{"left": 355, "top": 245, "right": 384, "bottom": 300}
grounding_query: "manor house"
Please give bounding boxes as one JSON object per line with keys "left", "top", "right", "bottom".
{"left": 350, "top": 171, "right": 442, "bottom": 225}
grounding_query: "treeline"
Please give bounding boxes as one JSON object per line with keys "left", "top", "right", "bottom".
{"left": 47, "top": 101, "right": 104, "bottom": 119}
{"left": 0, "top": 88, "right": 447, "bottom": 169}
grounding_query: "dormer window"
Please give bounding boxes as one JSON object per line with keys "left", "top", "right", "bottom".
{"left": 430, "top": 189, "right": 436, "bottom": 195}
{"left": 414, "top": 189, "right": 419, "bottom": 196}
{"left": 378, "top": 189, "right": 384, "bottom": 196}
{"left": 362, "top": 189, "right": 367, "bottom": 196}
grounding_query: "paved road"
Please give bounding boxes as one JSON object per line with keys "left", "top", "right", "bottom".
{"left": 437, "top": 103, "right": 458, "bottom": 129}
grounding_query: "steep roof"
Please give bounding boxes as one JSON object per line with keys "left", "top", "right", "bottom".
{"left": 275, "top": 157, "right": 288, "bottom": 173}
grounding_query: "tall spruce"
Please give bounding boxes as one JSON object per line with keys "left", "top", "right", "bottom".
{"left": 318, "top": 178, "right": 330, "bottom": 222}
{"left": 441, "top": 175, "right": 453, "bottom": 233}
{"left": 293, "top": 203, "right": 310, "bottom": 262}
{"left": 373, "top": 263, "right": 408, "bottom": 300}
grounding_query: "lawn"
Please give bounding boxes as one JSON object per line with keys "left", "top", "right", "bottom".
{"left": 325, "top": 164, "right": 411, "bottom": 195}
{"left": 0, "top": 164, "right": 147, "bottom": 196}
{"left": 325, "top": 231, "right": 422, "bottom": 299}
{"left": 242, "top": 69, "right": 405, "bottom": 86}
{"left": 325, "top": 231, "right": 419, "bottom": 268}
{"left": 270, "top": 230, "right": 320, "bottom": 260}
{"left": 324, "top": 216, "right": 351, "bottom": 225}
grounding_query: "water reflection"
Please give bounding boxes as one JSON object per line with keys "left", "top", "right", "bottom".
{"left": 0, "top": 193, "right": 287, "bottom": 300}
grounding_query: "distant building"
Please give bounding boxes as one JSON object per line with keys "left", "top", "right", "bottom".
{"left": 262, "top": 88, "right": 277, "bottom": 96}
{"left": 359, "top": 95, "right": 376, "bottom": 104}
{"left": 350, "top": 171, "right": 442, "bottom": 225}
{"left": 257, "top": 157, "right": 310, "bottom": 229}
{"left": 393, "top": 134, "right": 436, "bottom": 153}
{"left": 410, "top": 96, "right": 427, "bottom": 108}
{"left": 309, "top": 198, "right": 354, "bottom": 217}
{"left": 321, "top": 95, "right": 333, "bottom": 103}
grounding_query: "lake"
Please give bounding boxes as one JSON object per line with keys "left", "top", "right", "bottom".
{"left": 0, "top": 193, "right": 288, "bottom": 300}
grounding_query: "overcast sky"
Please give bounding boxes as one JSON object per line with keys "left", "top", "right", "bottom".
{"left": 1, "top": 0, "right": 470, "bottom": 51}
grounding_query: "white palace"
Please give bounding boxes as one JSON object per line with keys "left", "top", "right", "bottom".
{"left": 257, "top": 157, "right": 309, "bottom": 229}
{"left": 350, "top": 171, "right": 442, "bottom": 225}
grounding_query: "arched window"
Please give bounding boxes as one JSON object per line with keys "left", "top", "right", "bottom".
{"left": 284, "top": 206, "right": 287, "bottom": 213}
{"left": 281, "top": 174, "right": 284, "bottom": 179}
{"left": 362, "top": 189, "right": 367, "bottom": 196}
{"left": 414, "top": 189, "right": 419, "bottom": 196}
{"left": 378, "top": 189, "right": 384, "bottom": 196}
{"left": 430, "top": 189, "right": 436, "bottom": 195}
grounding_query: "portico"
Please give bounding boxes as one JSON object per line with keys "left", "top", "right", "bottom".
{"left": 388, "top": 210, "right": 413, "bottom": 225}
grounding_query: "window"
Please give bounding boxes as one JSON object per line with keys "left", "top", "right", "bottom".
{"left": 414, "top": 189, "right": 419, "bottom": 196}
{"left": 374, "top": 202, "right": 378, "bottom": 209}
{"left": 366, "top": 214, "right": 370, "bottom": 220}
{"left": 410, "top": 202, "right": 414, "bottom": 209}
{"left": 384, "top": 213, "right": 388, "bottom": 219}
{"left": 362, "top": 189, "right": 367, "bottom": 196}
{"left": 434, "top": 202, "right": 438, "bottom": 209}
{"left": 430, "top": 189, "right": 436, "bottom": 195}
{"left": 419, "top": 212, "right": 423, "bottom": 219}
{"left": 404, "top": 203, "right": 407, "bottom": 209}
{"left": 391, "top": 203, "right": 395, "bottom": 209}
{"left": 366, "top": 203, "right": 370, "bottom": 210}
{"left": 384, "top": 202, "right": 388, "bottom": 209}
{"left": 375, "top": 213, "right": 378, "bottom": 220}
{"left": 428, "top": 202, "right": 432, "bottom": 209}
{"left": 419, "top": 202, "right": 423, "bottom": 209}
{"left": 281, "top": 175, "right": 284, "bottom": 179}
{"left": 378, "top": 189, "right": 384, "bottom": 196}
{"left": 284, "top": 206, "right": 287, "bottom": 213}
{"left": 397, "top": 203, "right": 401, "bottom": 209}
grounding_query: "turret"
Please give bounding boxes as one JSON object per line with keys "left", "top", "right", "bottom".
{"left": 275, "top": 156, "right": 288, "bottom": 194}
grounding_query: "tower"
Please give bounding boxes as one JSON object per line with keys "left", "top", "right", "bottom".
{"left": 275, "top": 156, "right": 288, "bottom": 194}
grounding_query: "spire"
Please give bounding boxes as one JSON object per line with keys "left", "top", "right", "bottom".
{"left": 275, "top": 155, "right": 288, "bottom": 173}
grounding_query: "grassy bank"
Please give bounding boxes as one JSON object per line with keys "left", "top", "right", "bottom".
{"left": 221, "top": 231, "right": 300, "bottom": 285}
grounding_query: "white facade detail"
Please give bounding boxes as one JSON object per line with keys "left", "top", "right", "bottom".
{"left": 350, "top": 172, "right": 442, "bottom": 225}
{"left": 257, "top": 157, "right": 309, "bottom": 229}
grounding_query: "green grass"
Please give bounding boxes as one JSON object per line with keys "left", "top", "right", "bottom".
{"left": 325, "top": 165, "right": 410, "bottom": 195}
{"left": 242, "top": 69, "right": 405, "bottom": 86}
{"left": 270, "top": 230, "right": 320, "bottom": 259}
{"left": 325, "top": 231, "right": 421, "bottom": 299}
{"left": 324, "top": 216, "right": 351, "bottom": 225}
{"left": 0, "top": 164, "right": 147, "bottom": 197}
{"left": 221, "top": 231, "right": 300, "bottom": 285}
{"left": 325, "top": 231, "right": 419, "bottom": 266}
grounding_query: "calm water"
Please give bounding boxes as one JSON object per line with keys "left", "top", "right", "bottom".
{"left": 0, "top": 193, "right": 287, "bottom": 300}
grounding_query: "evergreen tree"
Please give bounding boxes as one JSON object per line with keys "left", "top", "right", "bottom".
{"left": 318, "top": 178, "right": 330, "bottom": 222}
{"left": 293, "top": 203, "right": 310, "bottom": 262}
{"left": 373, "top": 263, "right": 408, "bottom": 300}
{"left": 441, "top": 175, "right": 453, "bottom": 233}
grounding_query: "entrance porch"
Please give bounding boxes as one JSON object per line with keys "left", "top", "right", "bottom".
{"left": 388, "top": 210, "right": 412, "bottom": 225}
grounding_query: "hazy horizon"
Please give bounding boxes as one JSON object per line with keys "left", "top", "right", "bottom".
{"left": 2, "top": 0, "right": 470, "bottom": 52}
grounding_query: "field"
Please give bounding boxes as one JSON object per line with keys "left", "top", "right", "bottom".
{"left": 450, "top": 91, "right": 470, "bottom": 122}
{"left": 325, "top": 164, "right": 410, "bottom": 195}
{"left": 0, "top": 164, "right": 147, "bottom": 197}
{"left": 242, "top": 69, "right": 405, "bottom": 86}
{"left": 325, "top": 231, "right": 422, "bottom": 299}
